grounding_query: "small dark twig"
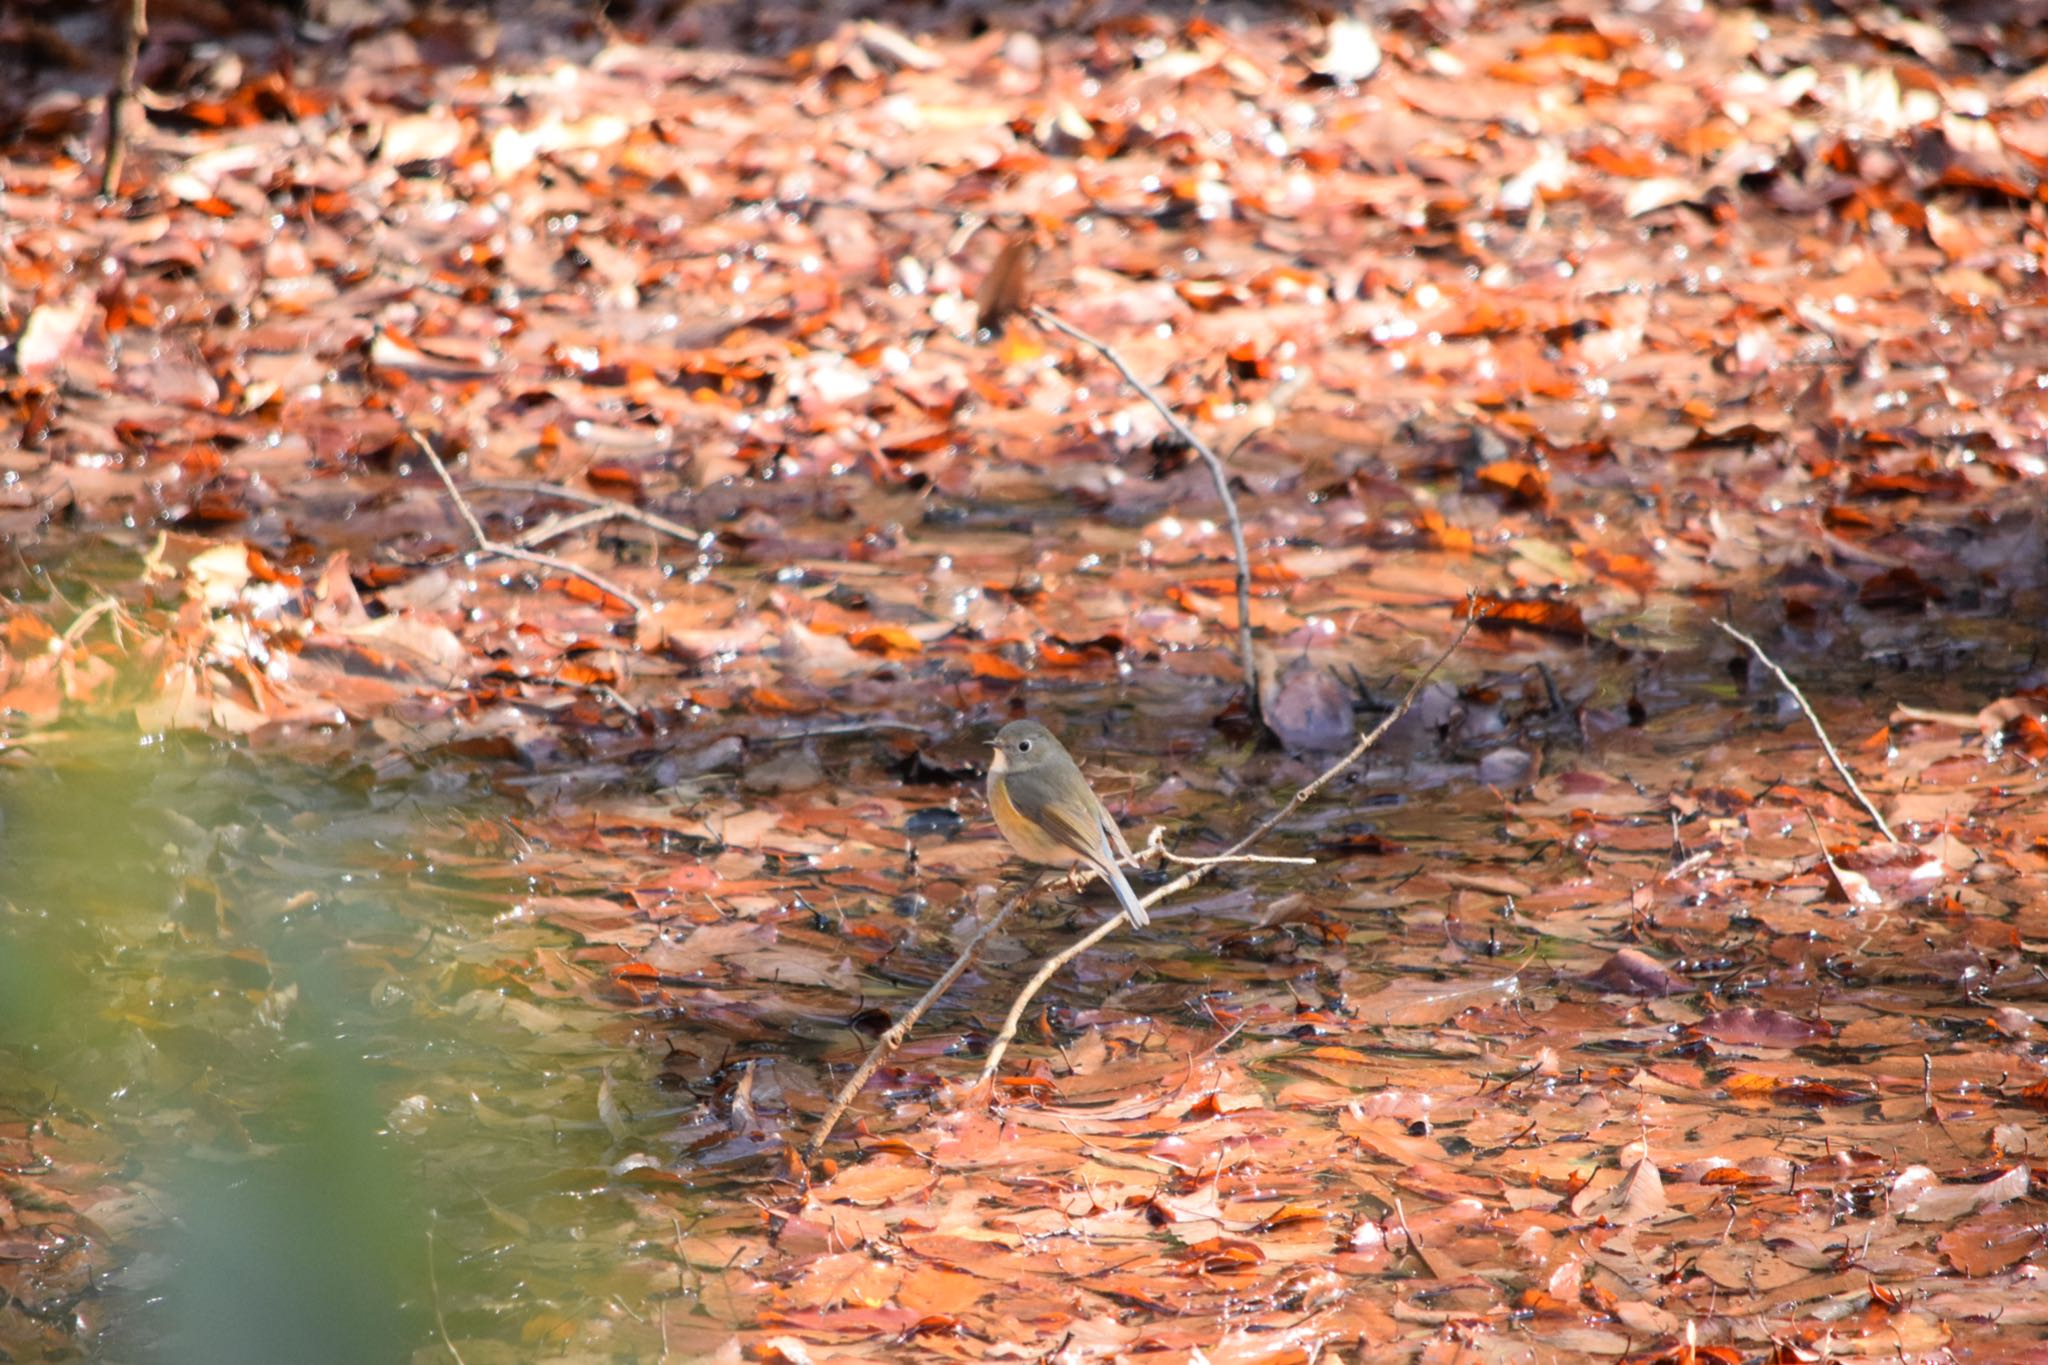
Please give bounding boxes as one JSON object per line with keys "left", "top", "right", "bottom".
{"left": 101, "top": 0, "right": 148, "bottom": 197}
{"left": 404, "top": 427, "right": 647, "bottom": 617}
{"left": 1717, "top": 619, "right": 1896, "bottom": 842}
{"left": 802, "top": 875, "right": 1052, "bottom": 1160}
{"left": 1031, "top": 305, "right": 1259, "bottom": 722}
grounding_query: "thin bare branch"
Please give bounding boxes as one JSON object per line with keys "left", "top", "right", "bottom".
{"left": 755, "top": 720, "right": 937, "bottom": 744}
{"left": 1716, "top": 619, "right": 1897, "bottom": 843}
{"left": 403, "top": 426, "right": 648, "bottom": 617}
{"left": 975, "top": 606, "right": 1476, "bottom": 1085}
{"left": 505, "top": 504, "right": 620, "bottom": 551}
{"left": 487, "top": 544, "right": 647, "bottom": 615}
{"left": 465, "top": 478, "right": 702, "bottom": 545}
{"left": 1031, "top": 304, "right": 1259, "bottom": 722}
{"left": 802, "top": 876, "right": 1053, "bottom": 1160}
{"left": 426, "top": 1228, "right": 469, "bottom": 1365}
{"left": 1141, "top": 827, "right": 1314, "bottom": 868}
{"left": 61, "top": 595, "right": 129, "bottom": 647}
{"left": 416, "top": 429, "right": 491, "bottom": 547}
{"left": 1153, "top": 849, "right": 1316, "bottom": 868}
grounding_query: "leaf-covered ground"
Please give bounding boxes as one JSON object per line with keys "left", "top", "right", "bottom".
{"left": 5, "top": 0, "right": 2048, "bottom": 1360}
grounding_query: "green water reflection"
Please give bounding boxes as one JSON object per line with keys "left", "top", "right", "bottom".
{"left": 0, "top": 736, "right": 680, "bottom": 1362}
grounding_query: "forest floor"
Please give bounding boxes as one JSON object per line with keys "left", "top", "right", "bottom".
{"left": 4, "top": 0, "right": 2048, "bottom": 1360}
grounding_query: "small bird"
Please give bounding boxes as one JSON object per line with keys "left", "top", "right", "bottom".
{"left": 985, "top": 719, "right": 1149, "bottom": 929}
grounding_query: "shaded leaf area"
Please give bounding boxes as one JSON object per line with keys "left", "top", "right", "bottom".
{"left": 3, "top": 0, "right": 2048, "bottom": 1360}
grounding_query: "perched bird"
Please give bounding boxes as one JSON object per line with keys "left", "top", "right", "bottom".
{"left": 985, "top": 719, "right": 1149, "bottom": 929}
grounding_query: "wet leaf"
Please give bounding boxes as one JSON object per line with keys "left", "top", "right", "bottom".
{"left": 1692, "top": 1009, "right": 1833, "bottom": 1048}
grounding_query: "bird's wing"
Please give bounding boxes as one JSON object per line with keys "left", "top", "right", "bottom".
{"left": 1013, "top": 777, "right": 1117, "bottom": 867}
{"left": 1097, "top": 796, "right": 1136, "bottom": 864}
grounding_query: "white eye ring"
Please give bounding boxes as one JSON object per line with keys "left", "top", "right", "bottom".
{"left": 1017, "top": 739, "right": 1032, "bottom": 752}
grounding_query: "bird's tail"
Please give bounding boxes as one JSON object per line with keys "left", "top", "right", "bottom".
{"left": 1103, "top": 857, "right": 1150, "bottom": 930}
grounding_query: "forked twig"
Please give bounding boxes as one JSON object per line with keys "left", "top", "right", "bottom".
{"left": 1154, "top": 849, "right": 1317, "bottom": 868}
{"left": 404, "top": 427, "right": 648, "bottom": 617}
{"left": 973, "top": 607, "right": 1476, "bottom": 1086}
{"left": 1716, "top": 619, "right": 1896, "bottom": 843}
{"left": 1142, "top": 827, "right": 1314, "bottom": 868}
{"left": 801, "top": 876, "right": 1052, "bottom": 1160}
{"left": 1031, "top": 305, "right": 1260, "bottom": 722}
{"left": 464, "top": 478, "right": 703, "bottom": 548}
{"left": 801, "top": 613, "right": 1473, "bottom": 1159}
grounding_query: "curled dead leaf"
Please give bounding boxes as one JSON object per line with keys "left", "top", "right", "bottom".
{"left": 1582, "top": 948, "right": 1688, "bottom": 997}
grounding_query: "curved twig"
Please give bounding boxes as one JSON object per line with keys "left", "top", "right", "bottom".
{"left": 1141, "top": 827, "right": 1315, "bottom": 869}
{"left": 802, "top": 875, "right": 1053, "bottom": 1160}
{"left": 1031, "top": 305, "right": 1259, "bottom": 722}
{"left": 465, "top": 478, "right": 703, "bottom": 546}
{"left": 404, "top": 426, "right": 648, "bottom": 617}
{"left": 974, "top": 607, "right": 1476, "bottom": 1085}
{"left": 1716, "top": 619, "right": 1896, "bottom": 843}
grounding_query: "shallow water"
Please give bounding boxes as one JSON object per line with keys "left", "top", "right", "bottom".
{"left": 6, "top": 502, "right": 2048, "bottom": 1362}
{"left": 0, "top": 735, "right": 670, "bottom": 1362}
{"left": 0, "top": 673, "right": 1480, "bottom": 1361}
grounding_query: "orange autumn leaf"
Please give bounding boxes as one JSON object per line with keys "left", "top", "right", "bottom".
{"left": 1417, "top": 509, "right": 1475, "bottom": 554}
{"left": 1700, "top": 1166, "right": 1778, "bottom": 1187}
{"left": 1254, "top": 1204, "right": 1329, "bottom": 1231}
{"left": 557, "top": 659, "right": 617, "bottom": 687}
{"left": 749, "top": 687, "right": 820, "bottom": 714}
{"left": 1771, "top": 1081, "right": 1867, "bottom": 1105}
{"left": 1165, "top": 584, "right": 1303, "bottom": 632}
{"left": 1177, "top": 1237, "right": 1265, "bottom": 1271}
{"left": 554, "top": 576, "right": 634, "bottom": 612}
{"left": 585, "top": 462, "right": 644, "bottom": 497}
{"left": 1178, "top": 563, "right": 1301, "bottom": 590}
{"left": 1584, "top": 549, "right": 1658, "bottom": 594}
{"left": 1037, "top": 641, "right": 1091, "bottom": 667}
{"left": 1460, "top": 594, "right": 1589, "bottom": 638}
{"left": 3, "top": 613, "right": 57, "bottom": 651}
{"left": 1579, "top": 143, "right": 1666, "bottom": 178}
{"left": 847, "top": 626, "right": 922, "bottom": 658}
{"left": 1475, "top": 459, "right": 1551, "bottom": 508}
{"left": 1175, "top": 279, "right": 1244, "bottom": 311}
{"left": 965, "top": 651, "right": 1027, "bottom": 680}
{"left": 996, "top": 328, "right": 1047, "bottom": 365}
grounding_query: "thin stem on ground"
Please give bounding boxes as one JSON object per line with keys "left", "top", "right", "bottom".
{"left": 1031, "top": 305, "right": 1260, "bottom": 723}
{"left": 1716, "top": 619, "right": 1897, "bottom": 843}
{"left": 801, "top": 875, "right": 1052, "bottom": 1160}
{"left": 404, "top": 426, "right": 649, "bottom": 617}
{"left": 465, "top": 478, "right": 703, "bottom": 546}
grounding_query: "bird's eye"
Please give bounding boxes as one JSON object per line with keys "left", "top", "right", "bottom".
{"left": 1017, "top": 739, "right": 1032, "bottom": 752}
